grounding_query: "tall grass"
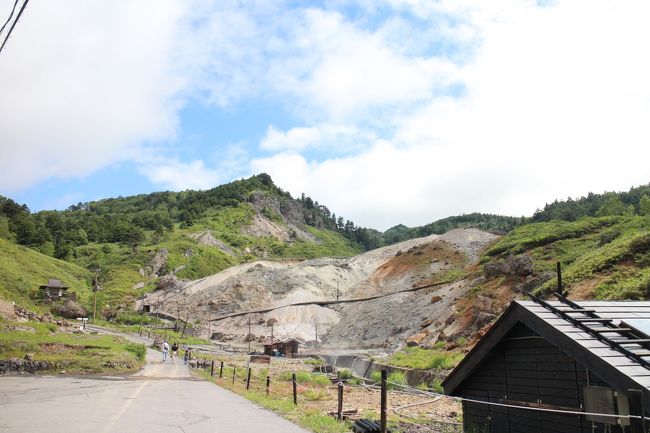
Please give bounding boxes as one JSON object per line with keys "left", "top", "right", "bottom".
{"left": 387, "top": 346, "right": 464, "bottom": 370}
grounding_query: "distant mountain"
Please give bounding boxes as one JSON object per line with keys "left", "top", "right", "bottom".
{"left": 360, "top": 213, "right": 526, "bottom": 248}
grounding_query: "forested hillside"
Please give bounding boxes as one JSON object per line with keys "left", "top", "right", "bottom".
{"left": 0, "top": 174, "right": 364, "bottom": 313}
{"left": 0, "top": 174, "right": 362, "bottom": 259}
{"left": 532, "top": 183, "right": 650, "bottom": 221}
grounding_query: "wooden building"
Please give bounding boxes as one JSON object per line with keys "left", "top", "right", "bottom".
{"left": 263, "top": 337, "right": 302, "bottom": 358}
{"left": 39, "top": 279, "right": 69, "bottom": 300}
{"left": 443, "top": 297, "right": 650, "bottom": 433}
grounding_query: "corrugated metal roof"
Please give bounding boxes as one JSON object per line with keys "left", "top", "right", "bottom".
{"left": 519, "top": 300, "right": 650, "bottom": 384}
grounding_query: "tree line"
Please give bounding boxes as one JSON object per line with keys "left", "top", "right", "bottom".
{"left": 532, "top": 184, "right": 650, "bottom": 222}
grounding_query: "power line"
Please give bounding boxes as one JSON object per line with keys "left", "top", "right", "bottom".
{"left": 0, "top": 0, "right": 19, "bottom": 37}
{"left": 0, "top": 0, "right": 29, "bottom": 55}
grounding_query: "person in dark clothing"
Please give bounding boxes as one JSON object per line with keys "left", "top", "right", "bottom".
{"left": 170, "top": 342, "right": 178, "bottom": 363}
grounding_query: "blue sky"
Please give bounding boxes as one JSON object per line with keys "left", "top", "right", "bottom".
{"left": 1, "top": 0, "right": 650, "bottom": 230}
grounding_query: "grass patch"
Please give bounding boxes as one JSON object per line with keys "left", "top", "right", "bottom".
{"left": 278, "top": 371, "right": 331, "bottom": 386}
{"left": 0, "top": 238, "right": 91, "bottom": 311}
{"left": 0, "top": 319, "right": 145, "bottom": 374}
{"left": 387, "top": 346, "right": 464, "bottom": 370}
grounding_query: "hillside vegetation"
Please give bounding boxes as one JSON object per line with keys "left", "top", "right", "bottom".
{"left": 0, "top": 237, "right": 91, "bottom": 310}
{"left": 480, "top": 215, "right": 650, "bottom": 300}
{"left": 0, "top": 174, "right": 362, "bottom": 314}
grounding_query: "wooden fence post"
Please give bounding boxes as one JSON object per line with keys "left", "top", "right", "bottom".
{"left": 210, "top": 360, "right": 214, "bottom": 376}
{"left": 219, "top": 361, "right": 224, "bottom": 378}
{"left": 266, "top": 376, "right": 270, "bottom": 395}
{"left": 246, "top": 368, "right": 251, "bottom": 390}
{"left": 292, "top": 373, "right": 298, "bottom": 406}
{"left": 337, "top": 381, "right": 344, "bottom": 421}
{"left": 380, "top": 370, "right": 387, "bottom": 433}
{"left": 629, "top": 389, "right": 645, "bottom": 433}
{"left": 232, "top": 366, "right": 236, "bottom": 385}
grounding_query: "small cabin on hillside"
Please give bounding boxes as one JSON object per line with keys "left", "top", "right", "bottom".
{"left": 39, "top": 279, "right": 69, "bottom": 300}
{"left": 443, "top": 297, "right": 650, "bottom": 433}
{"left": 263, "top": 337, "right": 302, "bottom": 358}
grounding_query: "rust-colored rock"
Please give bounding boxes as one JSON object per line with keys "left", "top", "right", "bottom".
{"left": 431, "top": 295, "right": 442, "bottom": 303}
{"left": 405, "top": 332, "right": 428, "bottom": 347}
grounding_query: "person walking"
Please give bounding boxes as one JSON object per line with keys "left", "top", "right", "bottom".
{"left": 162, "top": 340, "right": 170, "bottom": 363}
{"left": 183, "top": 347, "right": 191, "bottom": 365}
{"left": 171, "top": 341, "right": 178, "bottom": 364}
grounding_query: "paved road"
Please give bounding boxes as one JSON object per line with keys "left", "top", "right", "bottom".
{"left": 0, "top": 330, "right": 311, "bottom": 433}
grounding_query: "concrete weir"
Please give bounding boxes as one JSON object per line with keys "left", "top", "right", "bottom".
{"left": 321, "top": 354, "right": 437, "bottom": 386}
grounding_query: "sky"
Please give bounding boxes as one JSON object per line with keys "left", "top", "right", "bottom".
{"left": 1, "top": 0, "right": 649, "bottom": 231}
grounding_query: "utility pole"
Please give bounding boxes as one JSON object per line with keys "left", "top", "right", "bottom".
{"left": 92, "top": 268, "right": 100, "bottom": 324}
{"left": 248, "top": 313, "right": 251, "bottom": 353}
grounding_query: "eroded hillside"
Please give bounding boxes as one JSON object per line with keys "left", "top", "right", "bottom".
{"left": 140, "top": 228, "right": 498, "bottom": 349}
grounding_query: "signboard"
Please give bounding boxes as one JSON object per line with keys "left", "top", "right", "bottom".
{"left": 584, "top": 386, "right": 629, "bottom": 426}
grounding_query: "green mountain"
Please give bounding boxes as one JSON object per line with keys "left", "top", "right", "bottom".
{"left": 0, "top": 174, "right": 361, "bottom": 314}
{"left": 2, "top": 175, "right": 649, "bottom": 318}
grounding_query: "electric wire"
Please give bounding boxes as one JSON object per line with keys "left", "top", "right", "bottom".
{"left": 0, "top": 0, "right": 18, "bottom": 37}
{"left": 0, "top": 0, "right": 29, "bottom": 55}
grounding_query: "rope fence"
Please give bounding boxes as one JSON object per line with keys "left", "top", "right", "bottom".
{"left": 195, "top": 360, "right": 647, "bottom": 432}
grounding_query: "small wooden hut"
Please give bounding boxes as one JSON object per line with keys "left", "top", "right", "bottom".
{"left": 39, "top": 279, "right": 68, "bottom": 300}
{"left": 443, "top": 298, "right": 650, "bottom": 433}
{"left": 263, "top": 337, "right": 302, "bottom": 358}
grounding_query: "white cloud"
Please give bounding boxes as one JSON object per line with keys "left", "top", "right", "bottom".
{"left": 139, "top": 159, "right": 220, "bottom": 191}
{"left": 261, "top": 126, "right": 324, "bottom": 153}
{"left": 0, "top": 0, "right": 190, "bottom": 191}
{"left": 253, "top": 0, "right": 650, "bottom": 230}
{"left": 3, "top": 0, "right": 650, "bottom": 232}
{"left": 260, "top": 124, "right": 372, "bottom": 153}
{"left": 270, "top": 9, "right": 459, "bottom": 122}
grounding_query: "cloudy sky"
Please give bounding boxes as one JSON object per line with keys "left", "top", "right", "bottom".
{"left": 1, "top": 0, "right": 649, "bottom": 230}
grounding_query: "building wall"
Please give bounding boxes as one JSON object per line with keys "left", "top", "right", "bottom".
{"left": 459, "top": 323, "right": 623, "bottom": 433}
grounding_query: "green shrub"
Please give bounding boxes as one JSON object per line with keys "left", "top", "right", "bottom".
{"left": 115, "top": 312, "right": 162, "bottom": 326}
{"left": 302, "top": 389, "right": 327, "bottom": 401}
{"left": 125, "top": 342, "right": 146, "bottom": 361}
{"left": 369, "top": 370, "right": 408, "bottom": 389}
{"left": 338, "top": 369, "right": 353, "bottom": 380}
{"left": 278, "top": 371, "right": 330, "bottom": 386}
{"left": 387, "top": 346, "right": 464, "bottom": 370}
{"left": 428, "top": 377, "right": 444, "bottom": 393}
{"left": 386, "top": 371, "right": 408, "bottom": 390}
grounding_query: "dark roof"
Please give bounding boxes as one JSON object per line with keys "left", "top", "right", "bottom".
{"left": 263, "top": 337, "right": 303, "bottom": 346}
{"left": 39, "top": 279, "right": 68, "bottom": 289}
{"left": 443, "top": 300, "right": 650, "bottom": 405}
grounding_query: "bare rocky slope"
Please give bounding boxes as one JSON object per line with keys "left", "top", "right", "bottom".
{"left": 139, "top": 228, "right": 499, "bottom": 350}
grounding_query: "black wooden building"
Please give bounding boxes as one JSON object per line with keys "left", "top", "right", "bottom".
{"left": 443, "top": 298, "right": 650, "bottom": 433}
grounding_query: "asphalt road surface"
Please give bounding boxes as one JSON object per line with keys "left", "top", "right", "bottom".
{"left": 0, "top": 331, "right": 311, "bottom": 433}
